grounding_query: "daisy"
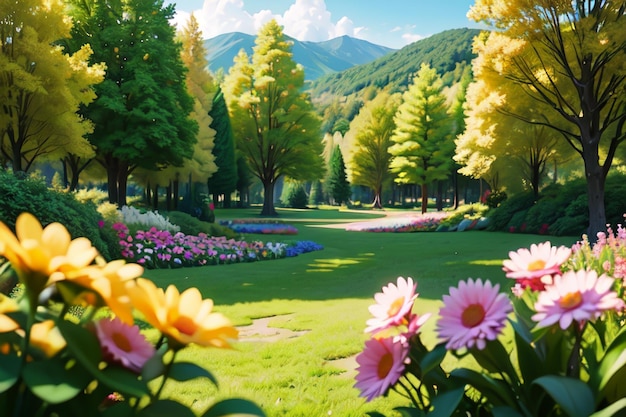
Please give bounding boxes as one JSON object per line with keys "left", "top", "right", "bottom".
{"left": 95, "top": 317, "right": 155, "bottom": 373}
{"left": 365, "top": 277, "right": 418, "bottom": 334}
{"left": 354, "top": 336, "right": 408, "bottom": 401}
{"left": 532, "top": 269, "right": 623, "bottom": 330}
{"left": 437, "top": 278, "right": 512, "bottom": 350}
{"left": 502, "top": 241, "right": 571, "bottom": 291}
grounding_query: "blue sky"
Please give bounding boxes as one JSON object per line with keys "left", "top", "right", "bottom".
{"left": 164, "top": 0, "right": 481, "bottom": 49}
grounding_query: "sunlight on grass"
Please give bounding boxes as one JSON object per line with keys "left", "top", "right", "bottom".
{"left": 469, "top": 259, "right": 506, "bottom": 266}
{"left": 306, "top": 257, "right": 368, "bottom": 272}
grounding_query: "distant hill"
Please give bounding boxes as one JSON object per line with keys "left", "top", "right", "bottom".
{"left": 204, "top": 32, "right": 396, "bottom": 80}
{"left": 309, "top": 28, "right": 483, "bottom": 99}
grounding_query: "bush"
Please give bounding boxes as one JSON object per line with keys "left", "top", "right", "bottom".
{"left": 0, "top": 171, "right": 117, "bottom": 259}
{"left": 165, "top": 211, "right": 238, "bottom": 239}
{"left": 485, "top": 190, "right": 507, "bottom": 208}
{"left": 486, "top": 192, "right": 536, "bottom": 231}
{"left": 440, "top": 203, "right": 489, "bottom": 228}
{"left": 281, "top": 182, "right": 308, "bottom": 209}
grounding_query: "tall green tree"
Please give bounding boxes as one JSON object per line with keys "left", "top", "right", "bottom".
{"left": 389, "top": 64, "right": 454, "bottom": 213}
{"left": 66, "top": 0, "right": 197, "bottom": 206}
{"left": 207, "top": 86, "right": 237, "bottom": 207}
{"left": 327, "top": 145, "right": 351, "bottom": 205}
{"left": 468, "top": 0, "right": 626, "bottom": 239}
{"left": 347, "top": 91, "right": 400, "bottom": 209}
{"left": 0, "top": 0, "right": 104, "bottom": 173}
{"left": 223, "top": 19, "right": 324, "bottom": 216}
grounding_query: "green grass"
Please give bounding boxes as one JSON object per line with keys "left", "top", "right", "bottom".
{"left": 144, "top": 208, "right": 577, "bottom": 417}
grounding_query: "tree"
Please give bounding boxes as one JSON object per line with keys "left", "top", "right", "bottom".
{"left": 207, "top": 86, "right": 238, "bottom": 207}
{"left": 66, "top": 0, "right": 197, "bottom": 206}
{"left": 347, "top": 91, "right": 400, "bottom": 209}
{"left": 326, "top": 145, "right": 351, "bottom": 205}
{"left": 468, "top": 0, "right": 626, "bottom": 239}
{"left": 0, "top": 0, "right": 104, "bottom": 173}
{"left": 389, "top": 64, "right": 455, "bottom": 214}
{"left": 223, "top": 20, "right": 324, "bottom": 216}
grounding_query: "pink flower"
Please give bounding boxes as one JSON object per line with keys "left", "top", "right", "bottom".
{"left": 503, "top": 241, "right": 572, "bottom": 291}
{"left": 354, "top": 336, "right": 408, "bottom": 401}
{"left": 95, "top": 317, "right": 155, "bottom": 373}
{"left": 437, "top": 278, "right": 512, "bottom": 350}
{"left": 532, "top": 269, "right": 623, "bottom": 329}
{"left": 365, "top": 277, "right": 418, "bottom": 334}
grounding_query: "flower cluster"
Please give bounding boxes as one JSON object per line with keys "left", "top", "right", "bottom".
{"left": 113, "top": 223, "right": 321, "bottom": 268}
{"left": 220, "top": 220, "right": 298, "bottom": 235}
{"left": 0, "top": 213, "right": 264, "bottom": 417}
{"left": 346, "top": 213, "right": 448, "bottom": 233}
{"left": 119, "top": 205, "right": 180, "bottom": 233}
{"left": 356, "top": 234, "right": 626, "bottom": 416}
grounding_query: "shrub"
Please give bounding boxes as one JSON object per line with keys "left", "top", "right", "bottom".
{"left": 485, "top": 189, "right": 507, "bottom": 208}
{"left": 440, "top": 203, "right": 489, "bottom": 228}
{"left": 281, "top": 182, "right": 309, "bottom": 209}
{"left": 119, "top": 205, "right": 180, "bottom": 234}
{"left": 486, "top": 192, "right": 536, "bottom": 231}
{"left": 165, "top": 211, "right": 238, "bottom": 239}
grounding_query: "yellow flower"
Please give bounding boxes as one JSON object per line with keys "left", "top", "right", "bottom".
{"left": 65, "top": 259, "right": 144, "bottom": 325}
{"left": 0, "top": 213, "right": 99, "bottom": 294}
{"left": 127, "top": 278, "right": 237, "bottom": 349}
{"left": 0, "top": 294, "right": 19, "bottom": 333}
{"left": 29, "top": 320, "right": 66, "bottom": 357}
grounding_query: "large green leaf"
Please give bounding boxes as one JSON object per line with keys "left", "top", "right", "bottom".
{"left": 589, "top": 398, "right": 626, "bottom": 417}
{"left": 168, "top": 362, "right": 217, "bottom": 386}
{"left": 450, "top": 368, "right": 517, "bottom": 407}
{"left": 0, "top": 353, "right": 20, "bottom": 392}
{"left": 533, "top": 375, "right": 594, "bottom": 417}
{"left": 492, "top": 406, "right": 525, "bottom": 417}
{"left": 419, "top": 343, "right": 448, "bottom": 377}
{"left": 22, "top": 357, "right": 91, "bottom": 403}
{"left": 594, "top": 325, "right": 626, "bottom": 399}
{"left": 201, "top": 398, "right": 266, "bottom": 417}
{"left": 427, "top": 387, "right": 465, "bottom": 417}
{"left": 137, "top": 399, "right": 196, "bottom": 417}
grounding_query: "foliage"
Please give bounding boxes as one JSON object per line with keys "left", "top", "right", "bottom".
{"left": 0, "top": 0, "right": 104, "bottom": 173}
{"left": 326, "top": 146, "right": 352, "bottom": 205}
{"left": 440, "top": 203, "right": 489, "bottom": 228}
{"left": 0, "top": 213, "right": 265, "bottom": 417}
{"left": 486, "top": 192, "right": 536, "bottom": 232}
{"left": 356, "top": 236, "right": 626, "bottom": 417}
{"left": 66, "top": 0, "right": 197, "bottom": 206}
{"left": 223, "top": 19, "right": 324, "bottom": 216}
{"left": 468, "top": 0, "right": 626, "bottom": 239}
{"left": 208, "top": 86, "right": 238, "bottom": 201}
{"left": 118, "top": 206, "right": 180, "bottom": 234}
{"left": 309, "top": 29, "right": 480, "bottom": 99}
{"left": 389, "top": 63, "right": 455, "bottom": 214}
{"left": 484, "top": 189, "right": 507, "bottom": 208}
{"left": 0, "top": 171, "right": 115, "bottom": 260}
{"left": 280, "top": 180, "right": 309, "bottom": 209}
{"left": 163, "top": 211, "right": 237, "bottom": 240}
{"left": 308, "top": 180, "right": 325, "bottom": 206}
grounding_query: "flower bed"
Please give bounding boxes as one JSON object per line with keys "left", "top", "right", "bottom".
{"left": 113, "top": 223, "right": 320, "bottom": 269}
{"left": 345, "top": 212, "right": 448, "bottom": 232}
{"left": 220, "top": 219, "right": 298, "bottom": 235}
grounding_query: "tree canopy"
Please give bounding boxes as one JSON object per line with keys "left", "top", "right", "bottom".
{"left": 223, "top": 19, "right": 324, "bottom": 215}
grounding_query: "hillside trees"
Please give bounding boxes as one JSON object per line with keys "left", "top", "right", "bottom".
{"left": 223, "top": 20, "right": 324, "bottom": 216}
{"left": 0, "top": 0, "right": 104, "bottom": 173}
{"left": 66, "top": 0, "right": 197, "bottom": 206}
{"left": 468, "top": 0, "right": 626, "bottom": 239}
{"left": 390, "top": 64, "right": 454, "bottom": 214}
{"left": 347, "top": 91, "right": 400, "bottom": 209}
{"left": 326, "top": 146, "right": 351, "bottom": 205}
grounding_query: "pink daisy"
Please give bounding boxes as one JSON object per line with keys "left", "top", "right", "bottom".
{"left": 532, "top": 269, "right": 623, "bottom": 329}
{"left": 437, "top": 278, "right": 512, "bottom": 350}
{"left": 354, "top": 336, "right": 408, "bottom": 401}
{"left": 95, "top": 317, "right": 156, "bottom": 373}
{"left": 365, "top": 277, "right": 418, "bottom": 334}
{"left": 503, "top": 241, "right": 572, "bottom": 291}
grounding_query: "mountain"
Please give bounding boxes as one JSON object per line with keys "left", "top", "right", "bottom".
{"left": 204, "top": 32, "right": 396, "bottom": 80}
{"left": 309, "top": 28, "right": 483, "bottom": 99}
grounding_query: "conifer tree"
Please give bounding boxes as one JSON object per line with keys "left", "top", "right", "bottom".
{"left": 327, "top": 146, "right": 351, "bottom": 205}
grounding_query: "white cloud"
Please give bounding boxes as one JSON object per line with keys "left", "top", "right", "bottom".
{"left": 402, "top": 33, "right": 427, "bottom": 45}
{"left": 171, "top": 0, "right": 368, "bottom": 43}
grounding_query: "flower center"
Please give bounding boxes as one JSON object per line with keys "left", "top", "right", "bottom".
{"left": 387, "top": 297, "right": 405, "bottom": 317}
{"left": 112, "top": 332, "right": 132, "bottom": 352}
{"left": 461, "top": 304, "right": 486, "bottom": 328}
{"left": 527, "top": 259, "right": 546, "bottom": 271}
{"left": 559, "top": 291, "right": 583, "bottom": 310}
{"left": 174, "top": 316, "right": 197, "bottom": 336}
{"left": 377, "top": 351, "right": 393, "bottom": 379}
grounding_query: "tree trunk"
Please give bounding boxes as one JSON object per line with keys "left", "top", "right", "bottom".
{"left": 152, "top": 183, "right": 159, "bottom": 211}
{"left": 224, "top": 193, "right": 232, "bottom": 208}
{"left": 421, "top": 183, "right": 428, "bottom": 214}
{"left": 117, "top": 162, "right": 128, "bottom": 207}
{"left": 436, "top": 181, "right": 444, "bottom": 211}
{"left": 261, "top": 180, "right": 277, "bottom": 216}
{"left": 107, "top": 161, "right": 118, "bottom": 204}
{"left": 372, "top": 186, "right": 383, "bottom": 209}
{"left": 165, "top": 182, "right": 172, "bottom": 211}
{"left": 173, "top": 178, "right": 179, "bottom": 210}
{"left": 583, "top": 146, "right": 606, "bottom": 242}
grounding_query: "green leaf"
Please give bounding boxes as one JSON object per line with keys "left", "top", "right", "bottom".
{"left": 589, "top": 398, "right": 626, "bottom": 417}
{"left": 168, "top": 362, "right": 218, "bottom": 386}
{"left": 427, "top": 387, "right": 465, "bottom": 417}
{"left": 137, "top": 399, "right": 196, "bottom": 417}
{"left": 420, "top": 343, "right": 448, "bottom": 377}
{"left": 395, "top": 407, "right": 424, "bottom": 417}
{"left": 450, "top": 368, "right": 517, "bottom": 407}
{"left": 0, "top": 353, "right": 20, "bottom": 392}
{"left": 492, "top": 406, "right": 525, "bottom": 417}
{"left": 533, "top": 375, "right": 594, "bottom": 417}
{"left": 22, "top": 357, "right": 91, "bottom": 403}
{"left": 57, "top": 320, "right": 149, "bottom": 398}
{"left": 593, "top": 325, "right": 626, "bottom": 397}
{"left": 141, "top": 344, "right": 167, "bottom": 382}
{"left": 511, "top": 322, "right": 543, "bottom": 384}
{"left": 201, "top": 398, "right": 266, "bottom": 417}
{"left": 102, "top": 401, "right": 135, "bottom": 417}
{"left": 470, "top": 340, "right": 518, "bottom": 383}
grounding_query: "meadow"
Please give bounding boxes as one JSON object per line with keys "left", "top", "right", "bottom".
{"left": 144, "top": 208, "right": 577, "bottom": 417}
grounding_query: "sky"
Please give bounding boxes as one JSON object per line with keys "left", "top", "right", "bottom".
{"left": 163, "top": 0, "right": 482, "bottom": 49}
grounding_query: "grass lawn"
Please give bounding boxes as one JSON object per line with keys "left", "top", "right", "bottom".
{"left": 144, "top": 208, "right": 577, "bottom": 417}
